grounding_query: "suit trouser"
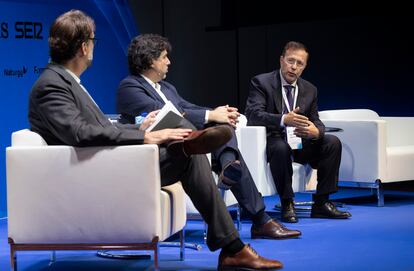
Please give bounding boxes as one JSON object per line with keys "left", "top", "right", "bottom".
{"left": 212, "top": 128, "right": 267, "bottom": 220}
{"left": 158, "top": 119, "right": 239, "bottom": 251}
{"left": 184, "top": 118, "right": 267, "bottom": 220}
{"left": 159, "top": 148, "right": 239, "bottom": 251}
{"left": 267, "top": 134, "right": 341, "bottom": 200}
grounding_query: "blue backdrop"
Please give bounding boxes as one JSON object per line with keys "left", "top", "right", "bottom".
{"left": 0, "top": 0, "right": 138, "bottom": 216}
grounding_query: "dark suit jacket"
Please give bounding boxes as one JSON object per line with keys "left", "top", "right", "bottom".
{"left": 245, "top": 70, "right": 325, "bottom": 138}
{"left": 29, "top": 64, "right": 144, "bottom": 146}
{"left": 116, "top": 75, "right": 210, "bottom": 129}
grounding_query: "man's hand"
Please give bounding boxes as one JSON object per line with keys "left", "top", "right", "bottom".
{"left": 208, "top": 105, "right": 240, "bottom": 128}
{"left": 283, "top": 107, "right": 309, "bottom": 128}
{"left": 294, "top": 120, "right": 320, "bottom": 139}
{"left": 284, "top": 107, "right": 319, "bottom": 139}
{"left": 139, "top": 110, "right": 160, "bottom": 131}
{"left": 143, "top": 128, "right": 192, "bottom": 144}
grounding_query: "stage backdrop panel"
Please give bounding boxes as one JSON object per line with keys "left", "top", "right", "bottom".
{"left": 0, "top": 0, "right": 138, "bottom": 216}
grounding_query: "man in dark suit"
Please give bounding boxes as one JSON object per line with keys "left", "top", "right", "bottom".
{"left": 245, "top": 41, "right": 351, "bottom": 223}
{"left": 29, "top": 10, "right": 283, "bottom": 270}
{"left": 117, "top": 34, "right": 301, "bottom": 241}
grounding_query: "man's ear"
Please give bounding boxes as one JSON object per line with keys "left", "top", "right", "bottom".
{"left": 80, "top": 41, "right": 88, "bottom": 56}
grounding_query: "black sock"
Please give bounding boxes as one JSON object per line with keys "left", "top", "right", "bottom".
{"left": 313, "top": 194, "right": 329, "bottom": 205}
{"left": 281, "top": 198, "right": 294, "bottom": 207}
{"left": 222, "top": 238, "right": 245, "bottom": 255}
{"left": 219, "top": 148, "right": 238, "bottom": 167}
{"left": 252, "top": 209, "right": 272, "bottom": 226}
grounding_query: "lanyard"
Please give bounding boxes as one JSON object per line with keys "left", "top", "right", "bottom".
{"left": 281, "top": 84, "right": 298, "bottom": 112}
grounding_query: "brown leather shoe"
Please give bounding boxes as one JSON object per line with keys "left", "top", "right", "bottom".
{"left": 251, "top": 219, "right": 301, "bottom": 239}
{"left": 218, "top": 244, "right": 283, "bottom": 270}
{"left": 167, "top": 125, "right": 232, "bottom": 157}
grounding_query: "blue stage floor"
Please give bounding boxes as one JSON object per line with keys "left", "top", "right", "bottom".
{"left": 1, "top": 188, "right": 414, "bottom": 270}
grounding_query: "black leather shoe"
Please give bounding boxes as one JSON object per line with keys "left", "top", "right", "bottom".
{"left": 251, "top": 219, "right": 301, "bottom": 239}
{"left": 218, "top": 244, "right": 283, "bottom": 270}
{"left": 311, "top": 201, "right": 352, "bottom": 219}
{"left": 281, "top": 200, "right": 298, "bottom": 223}
{"left": 167, "top": 125, "right": 232, "bottom": 157}
{"left": 217, "top": 160, "right": 242, "bottom": 190}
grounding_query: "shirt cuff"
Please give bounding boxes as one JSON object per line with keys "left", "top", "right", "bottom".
{"left": 205, "top": 110, "right": 210, "bottom": 124}
{"left": 280, "top": 114, "right": 286, "bottom": 128}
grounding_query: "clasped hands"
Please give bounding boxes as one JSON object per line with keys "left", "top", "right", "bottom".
{"left": 208, "top": 105, "right": 240, "bottom": 128}
{"left": 283, "top": 107, "right": 319, "bottom": 139}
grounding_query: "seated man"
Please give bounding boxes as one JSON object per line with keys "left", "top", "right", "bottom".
{"left": 116, "top": 34, "right": 301, "bottom": 241}
{"left": 245, "top": 41, "right": 352, "bottom": 223}
{"left": 29, "top": 9, "right": 282, "bottom": 270}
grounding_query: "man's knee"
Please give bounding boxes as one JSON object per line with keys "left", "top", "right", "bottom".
{"left": 323, "top": 134, "right": 342, "bottom": 153}
{"left": 268, "top": 140, "right": 292, "bottom": 161}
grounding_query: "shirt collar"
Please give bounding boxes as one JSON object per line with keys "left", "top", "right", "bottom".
{"left": 63, "top": 67, "right": 81, "bottom": 85}
{"left": 140, "top": 74, "right": 158, "bottom": 90}
{"left": 279, "top": 70, "right": 297, "bottom": 88}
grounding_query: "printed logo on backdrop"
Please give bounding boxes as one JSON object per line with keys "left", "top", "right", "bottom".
{"left": 1, "top": 19, "right": 45, "bottom": 79}
{"left": 2, "top": 66, "right": 45, "bottom": 78}
{"left": 1, "top": 21, "right": 43, "bottom": 40}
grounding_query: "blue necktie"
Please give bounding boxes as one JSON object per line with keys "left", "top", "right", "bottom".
{"left": 284, "top": 85, "right": 294, "bottom": 113}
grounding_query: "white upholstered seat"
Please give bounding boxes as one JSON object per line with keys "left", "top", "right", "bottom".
{"left": 6, "top": 129, "right": 186, "bottom": 270}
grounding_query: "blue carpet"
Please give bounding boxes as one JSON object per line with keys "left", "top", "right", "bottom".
{"left": 1, "top": 188, "right": 414, "bottom": 270}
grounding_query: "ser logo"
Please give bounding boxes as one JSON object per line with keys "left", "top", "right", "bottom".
{"left": 1, "top": 21, "right": 43, "bottom": 39}
{"left": 3, "top": 66, "right": 28, "bottom": 78}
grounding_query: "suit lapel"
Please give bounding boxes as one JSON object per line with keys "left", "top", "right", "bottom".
{"left": 135, "top": 75, "right": 165, "bottom": 104}
{"left": 49, "top": 65, "right": 109, "bottom": 126}
{"left": 271, "top": 71, "right": 283, "bottom": 113}
{"left": 296, "top": 79, "right": 305, "bottom": 112}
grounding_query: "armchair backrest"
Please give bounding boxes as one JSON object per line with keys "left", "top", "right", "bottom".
{"left": 6, "top": 129, "right": 167, "bottom": 244}
{"left": 319, "top": 109, "right": 380, "bottom": 120}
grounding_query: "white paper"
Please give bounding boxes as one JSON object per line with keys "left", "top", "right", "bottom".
{"left": 286, "top": 126, "right": 302, "bottom": 150}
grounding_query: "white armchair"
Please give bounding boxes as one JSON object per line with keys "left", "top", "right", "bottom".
{"left": 236, "top": 125, "right": 316, "bottom": 198}
{"left": 236, "top": 124, "right": 317, "bottom": 210}
{"left": 6, "top": 129, "right": 187, "bottom": 270}
{"left": 319, "top": 109, "right": 414, "bottom": 206}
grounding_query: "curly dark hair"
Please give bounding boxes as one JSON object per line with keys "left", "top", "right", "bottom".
{"left": 128, "top": 34, "right": 172, "bottom": 75}
{"left": 48, "top": 10, "right": 95, "bottom": 64}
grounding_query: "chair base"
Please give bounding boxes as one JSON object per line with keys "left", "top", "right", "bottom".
{"left": 96, "top": 229, "right": 194, "bottom": 262}
{"left": 9, "top": 237, "right": 162, "bottom": 271}
{"left": 339, "top": 180, "right": 384, "bottom": 207}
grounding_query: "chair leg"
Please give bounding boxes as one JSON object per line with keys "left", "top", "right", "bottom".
{"left": 48, "top": 251, "right": 56, "bottom": 266}
{"left": 10, "top": 246, "right": 16, "bottom": 271}
{"left": 236, "top": 204, "right": 242, "bottom": 231}
{"left": 376, "top": 180, "right": 384, "bottom": 207}
{"left": 154, "top": 242, "right": 159, "bottom": 271}
{"left": 203, "top": 222, "right": 208, "bottom": 244}
{"left": 179, "top": 229, "right": 185, "bottom": 261}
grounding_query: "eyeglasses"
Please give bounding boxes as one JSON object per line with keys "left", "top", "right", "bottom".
{"left": 283, "top": 57, "right": 305, "bottom": 69}
{"left": 88, "top": 37, "right": 98, "bottom": 46}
